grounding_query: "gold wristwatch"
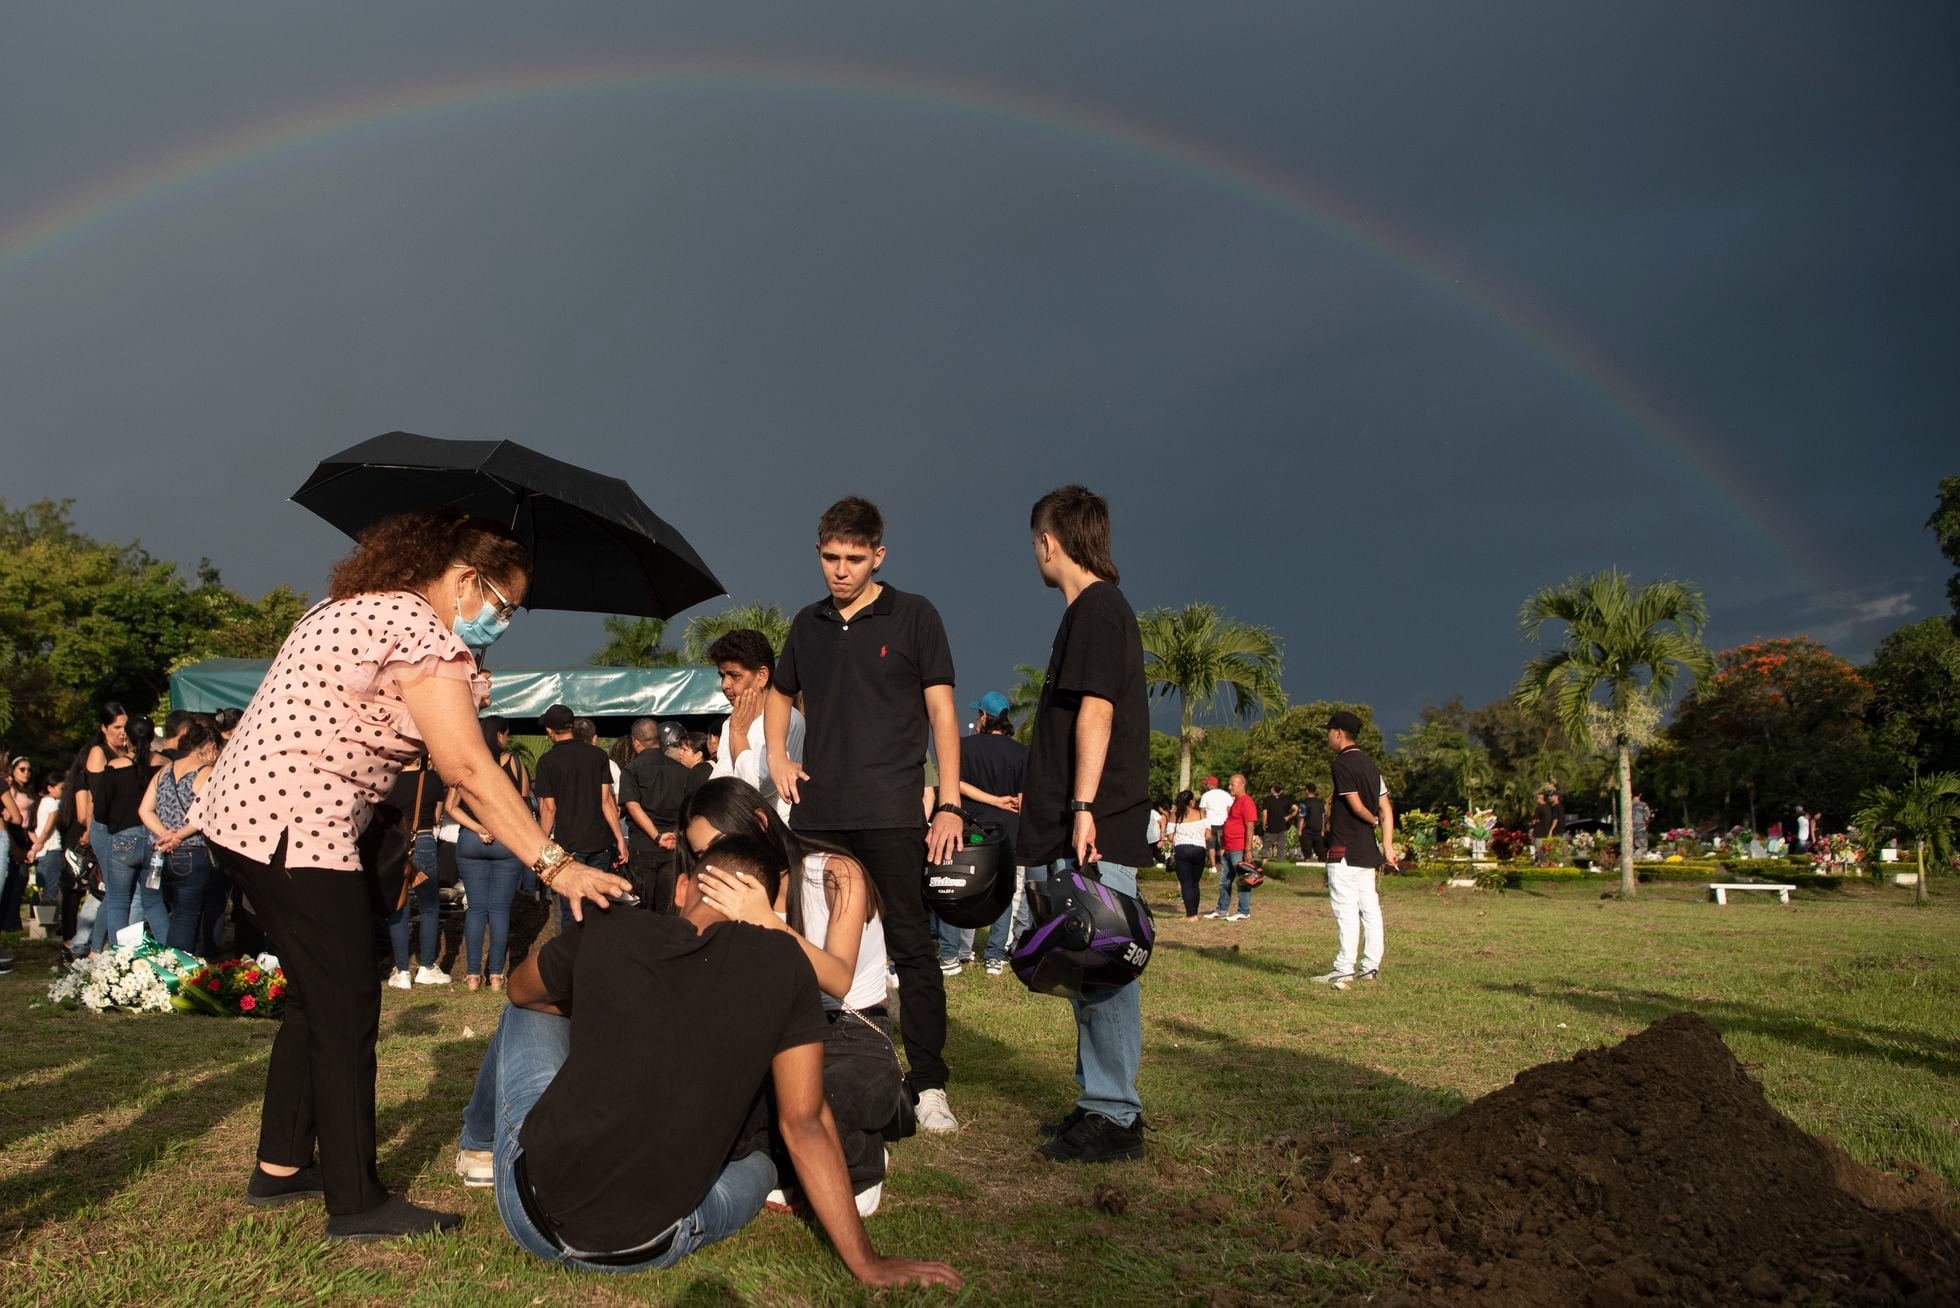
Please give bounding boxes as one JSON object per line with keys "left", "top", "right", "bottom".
{"left": 531, "top": 840, "right": 572, "bottom": 888}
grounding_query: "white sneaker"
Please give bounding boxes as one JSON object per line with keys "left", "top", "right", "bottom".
{"left": 415, "top": 965, "right": 452, "bottom": 986}
{"left": 387, "top": 969, "right": 413, "bottom": 991}
{"left": 984, "top": 959, "right": 1006, "bottom": 977}
{"left": 1309, "top": 970, "right": 1354, "bottom": 990}
{"left": 454, "top": 1148, "right": 493, "bottom": 1188}
{"left": 855, "top": 1181, "right": 883, "bottom": 1217}
{"left": 1201, "top": 910, "right": 1225, "bottom": 920}
{"left": 1225, "top": 912, "right": 1247, "bottom": 922}
{"left": 938, "top": 959, "right": 963, "bottom": 977}
{"left": 916, "top": 1088, "right": 959, "bottom": 1133}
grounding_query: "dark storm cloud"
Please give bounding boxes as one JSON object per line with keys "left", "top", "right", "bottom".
{"left": 2, "top": 2, "right": 1954, "bottom": 740}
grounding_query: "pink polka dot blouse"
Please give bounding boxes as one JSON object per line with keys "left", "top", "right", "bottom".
{"left": 194, "top": 591, "right": 486, "bottom": 871}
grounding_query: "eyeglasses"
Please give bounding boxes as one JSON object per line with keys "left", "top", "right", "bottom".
{"left": 481, "top": 574, "right": 519, "bottom": 622}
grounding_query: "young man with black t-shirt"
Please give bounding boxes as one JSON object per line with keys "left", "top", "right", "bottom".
{"left": 766, "top": 497, "right": 967, "bottom": 1134}
{"left": 532, "top": 704, "right": 629, "bottom": 927}
{"left": 1017, "top": 485, "right": 1151, "bottom": 1164}
{"left": 1314, "top": 712, "right": 1395, "bottom": 991}
{"left": 1260, "top": 783, "right": 1292, "bottom": 857}
{"left": 617, "top": 718, "right": 696, "bottom": 910}
{"left": 454, "top": 833, "right": 960, "bottom": 1289}
{"left": 1295, "top": 784, "right": 1327, "bottom": 862}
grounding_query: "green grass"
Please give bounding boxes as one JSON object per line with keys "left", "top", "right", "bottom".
{"left": 3, "top": 872, "right": 1956, "bottom": 1305}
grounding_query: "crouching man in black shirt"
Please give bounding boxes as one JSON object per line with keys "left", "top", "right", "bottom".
{"left": 455, "top": 833, "right": 961, "bottom": 1288}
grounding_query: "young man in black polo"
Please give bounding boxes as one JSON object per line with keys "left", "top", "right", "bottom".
{"left": 533, "top": 704, "right": 629, "bottom": 927}
{"left": 1294, "top": 783, "right": 1327, "bottom": 863}
{"left": 1313, "top": 712, "right": 1394, "bottom": 990}
{"left": 454, "top": 832, "right": 960, "bottom": 1289}
{"left": 1017, "top": 485, "right": 1151, "bottom": 1164}
{"left": 617, "top": 717, "right": 696, "bottom": 910}
{"left": 766, "top": 497, "right": 966, "bottom": 1134}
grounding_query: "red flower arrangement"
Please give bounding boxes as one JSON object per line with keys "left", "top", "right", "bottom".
{"left": 172, "top": 955, "right": 289, "bottom": 1019}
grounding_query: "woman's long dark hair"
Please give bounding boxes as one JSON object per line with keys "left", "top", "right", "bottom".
{"left": 1173, "top": 788, "right": 1200, "bottom": 822}
{"left": 126, "top": 716, "right": 154, "bottom": 773}
{"left": 676, "top": 777, "right": 881, "bottom": 936}
{"left": 56, "top": 743, "right": 91, "bottom": 835}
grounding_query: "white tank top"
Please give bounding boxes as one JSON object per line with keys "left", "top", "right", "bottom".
{"left": 796, "top": 852, "right": 889, "bottom": 1012}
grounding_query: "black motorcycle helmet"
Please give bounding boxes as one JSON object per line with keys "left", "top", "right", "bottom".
{"left": 1011, "top": 864, "right": 1155, "bottom": 999}
{"left": 922, "top": 818, "right": 1015, "bottom": 929}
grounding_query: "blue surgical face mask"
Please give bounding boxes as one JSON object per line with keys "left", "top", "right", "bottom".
{"left": 453, "top": 577, "right": 514, "bottom": 648}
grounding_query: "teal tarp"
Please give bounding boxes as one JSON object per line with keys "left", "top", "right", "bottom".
{"left": 170, "top": 658, "right": 730, "bottom": 720}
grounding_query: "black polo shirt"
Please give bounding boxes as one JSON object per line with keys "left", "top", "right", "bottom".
{"left": 774, "top": 582, "right": 955, "bottom": 831}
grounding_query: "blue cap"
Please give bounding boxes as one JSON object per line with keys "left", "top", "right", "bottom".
{"left": 971, "top": 691, "right": 1010, "bottom": 717}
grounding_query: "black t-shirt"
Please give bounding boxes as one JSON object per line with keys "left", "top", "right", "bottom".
{"left": 959, "top": 730, "right": 1029, "bottom": 850}
{"left": 519, "top": 910, "right": 827, "bottom": 1253}
{"left": 1329, "top": 747, "right": 1384, "bottom": 868}
{"left": 1298, "top": 796, "right": 1325, "bottom": 831}
{"left": 533, "top": 740, "right": 616, "bottom": 854}
{"left": 1260, "top": 794, "right": 1291, "bottom": 833}
{"left": 1017, "top": 582, "right": 1151, "bottom": 869}
{"left": 618, "top": 750, "right": 696, "bottom": 848}
{"left": 1531, "top": 802, "right": 1558, "bottom": 838}
{"left": 775, "top": 583, "right": 955, "bottom": 831}
{"left": 384, "top": 767, "right": 447, "bottom": 831}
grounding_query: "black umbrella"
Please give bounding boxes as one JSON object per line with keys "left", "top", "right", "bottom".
{"left": 292, "top": 432, "right": 724, "bottom": 618}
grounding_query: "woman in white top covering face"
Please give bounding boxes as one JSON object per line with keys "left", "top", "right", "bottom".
{"left": 678, "top": 777, "right": 902, "bottom": 1209}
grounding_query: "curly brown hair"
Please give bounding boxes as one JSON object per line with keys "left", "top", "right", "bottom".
{"left": 326, "top": 508, "right": 531, "bottom": 601}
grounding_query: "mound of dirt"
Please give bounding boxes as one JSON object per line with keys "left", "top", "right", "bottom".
{"left": 1280, "top": 1014, "right": 1959, "bottom": 1306}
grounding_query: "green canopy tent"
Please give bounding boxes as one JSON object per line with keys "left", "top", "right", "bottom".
{"left": 169, "top": 658, "right": 730, "bottom": 725}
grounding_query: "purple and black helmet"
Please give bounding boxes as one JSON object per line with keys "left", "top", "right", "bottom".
{"left": 1011, "top": 864, "right": 1155, "bottom": 999}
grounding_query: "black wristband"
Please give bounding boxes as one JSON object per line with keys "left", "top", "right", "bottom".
{"left": 1069, "top": 800, "right": 1095, "bottom": 813}
{"left": 934, "top": 803, "right": 968, "bottom": 821}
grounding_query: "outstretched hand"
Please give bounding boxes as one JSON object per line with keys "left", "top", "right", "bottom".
{"left": 770, "top": 753, "right": 810, "bottom": 807}
{"left": 552, "top": 863, "right": 635, "bottom": 922}
{"left": 855, "top": 1255, "right": 963, "bottom": 1289}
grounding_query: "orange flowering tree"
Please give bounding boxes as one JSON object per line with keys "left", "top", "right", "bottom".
{"left": 1665, "top": 637, "right": 1873, "bottom": 830}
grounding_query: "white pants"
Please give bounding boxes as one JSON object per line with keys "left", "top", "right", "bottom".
{"left": 1327, "top": 860, "right": 1384, "bottom": 974}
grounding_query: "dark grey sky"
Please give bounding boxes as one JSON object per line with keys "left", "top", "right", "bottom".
{"left": 3, "top": 3, "right": 1953, "bottom": 735}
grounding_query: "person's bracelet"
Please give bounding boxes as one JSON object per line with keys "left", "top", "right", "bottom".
{"left": 532, "top": 840, "right": 571, "bottom": 887}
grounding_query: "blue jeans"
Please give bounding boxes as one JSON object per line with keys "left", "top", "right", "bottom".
{"left": 36, "top": 849, "right": 66, "bottom": 902}
{"left": 559, "top": 848, "right": 616, "bottom": 928}
{"left": 163, "top": 844, "right": 213, "bottom": 954}
{"left": 1031, "top": 859, "right": 1143, "bottom": 1127}
{"left": 389, "top": 832, "right": 441, "bottom": 971}
{"left": 933, "top": 915, "right": 975, "bottom": 964}
{"left": 1215, "top": 848, "right": 1253, "bottom": 916}
{"left": 92, "top": 823, "right": 165, "bottom": 950}
{"left": 460, "top": 1005, "right": 777, "bottom": 1271}
{"left": 457, "top": 829, "right": 524, "bottom": 978}
{"left": 983, "top": 867, "right": 1032, "bottom": 964}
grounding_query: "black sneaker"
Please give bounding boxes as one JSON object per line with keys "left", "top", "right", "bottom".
{"left": 1037, "top": 1105, "right": 1089, "bottom": 1138}
{"left": 1039, "top": 1111, "right": 1145, "bottom": 1164}
{"left": 245, "top": 1163, "right": 325, "bottom": 1207}
{"left": 325, "top": 1196, "right": 463, "bottom": 1243}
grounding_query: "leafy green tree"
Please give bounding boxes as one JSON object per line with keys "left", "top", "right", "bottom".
{"left": 589, "top": 615, "right": 685, "bottom": 668}
{"left": 1514, "top": 570, "right": 1713, "bottom": 898}
{"left": 1138, "top": 603, "right": 1284, "bottom": 793}
{"left": 1242, "top": 702, "right": 1390, "bottom": 803}
{"left": 1853, "top": 772, "right": 1960, "bottom": 906}
{"left": 0, "top": 499, "right": 307, "bottom": 752}
{"left": 1864, "top": 617, "right": 1960, "bottom": 781}
{"left": 1929, "top": 476, "right": 1960, "bottom": 631}
{"left": 680, "top": 604, "right": 792, "bottom": 664}
{"left": 1004, "top": 662, "right": 1046, "bottom": 744}
{"left": 1395, "top": 713, "right": 1493, "bottom": 816}
{"left": 1665, "top": 637, "right": 1873, "bottom": 830}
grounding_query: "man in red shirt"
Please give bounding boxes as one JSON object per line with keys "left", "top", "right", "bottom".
{"left": 1204, "top": 773, "right": 1260, "bottom": 921}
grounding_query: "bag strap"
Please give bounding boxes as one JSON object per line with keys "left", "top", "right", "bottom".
{"left": 393, "top": 767, "right": 428, "bottom": 913}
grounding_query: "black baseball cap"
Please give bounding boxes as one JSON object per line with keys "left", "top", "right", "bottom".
{"left": 539, "top": 704, "right": 575, "bottom": 732}
{"left": 1325, "top": 710, "right": 1364, "bottom": 734}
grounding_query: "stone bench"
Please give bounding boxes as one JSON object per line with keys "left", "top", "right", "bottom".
{"left": 1708, "top": 883, "right": 1793, "bottom": 905}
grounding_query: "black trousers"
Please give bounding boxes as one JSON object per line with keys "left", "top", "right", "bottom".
{"left": 1172, "top": 845, "right": 1208, "bottom": 916}
{"left": 1299, "top": 826, "right": 1327, "bottom": 860}
{"left": 212, "top": 838, "right": 389, "bottom": 1216}
{"left": 823, "top": 1008, "right": 905, "bottom": 1187}
{"left": 795, "top": 826, "right": 947, "bottom": 1092}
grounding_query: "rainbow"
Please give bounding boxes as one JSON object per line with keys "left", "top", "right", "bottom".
{"left": 0, "top": 53, "right": 1818, "bottom": 582}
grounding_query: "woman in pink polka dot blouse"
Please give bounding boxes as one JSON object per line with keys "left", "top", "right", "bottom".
{"left": 194, "top": 508, "right": 633, "bottom": 1242}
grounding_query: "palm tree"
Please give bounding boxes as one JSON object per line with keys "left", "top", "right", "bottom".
{"left": 1138, "top": 603, "right": 1285, "bottom": 794}
{"left": 1004, "top": 662, "right": 1045, "bottom": 744}
{"left": 1853, "top": 772, "right": 1960, "bottom": 906}
{"left": 589, "top": 615, "right": 685, "bottom": 668}
{"left": 681, "top": 604, "right": 792, "bottom": 663}
{"left": 1514, "top": 570, "right": 1713, "bottom": 899}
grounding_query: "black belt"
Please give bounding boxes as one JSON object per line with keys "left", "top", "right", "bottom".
{"left": 512, "top": 1152, "right": 675, "bottom": 1266}
{"left": 827, "top": 1003, "right": 890, "bottom": 1022}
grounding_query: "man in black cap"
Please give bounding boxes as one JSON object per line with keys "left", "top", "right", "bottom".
{"left": 533, "top": 704, "right": 629, "bottom": 927}
{"left": 1313, "top": 711, "right": 1394, "bottom": 991}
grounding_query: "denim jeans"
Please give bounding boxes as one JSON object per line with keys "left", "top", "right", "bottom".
{"left": 456, "top": 829, "right": 524, "bottom": 977}
{"left": 389, "top": 832, "right": 441, "bottom": 971}
{"left": 558, "top": 848, "right": 616, "bottom": 928}
{"left": 163, "top": 844, "right": 213, "bottom": 954}
{"left": 92, "top": 823, "right": 165, "bottom": 949}
{"left": 460, "top": 1004, "right": 777, "bottom": 1271}
{"left": 982, "top": 867, "right": 1031, "bottom": 964}
{"left": 1030, "top": 859, "right": 1143, "bottom": 1127}
{"left": 933, "top": 916, "right": 975, "bottom": 964}
{"left": 1215, "top": 848, "right": 1253, "bottom": 916}
{"left": 36, "top": 849, "right": 66, "bottom": 902}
